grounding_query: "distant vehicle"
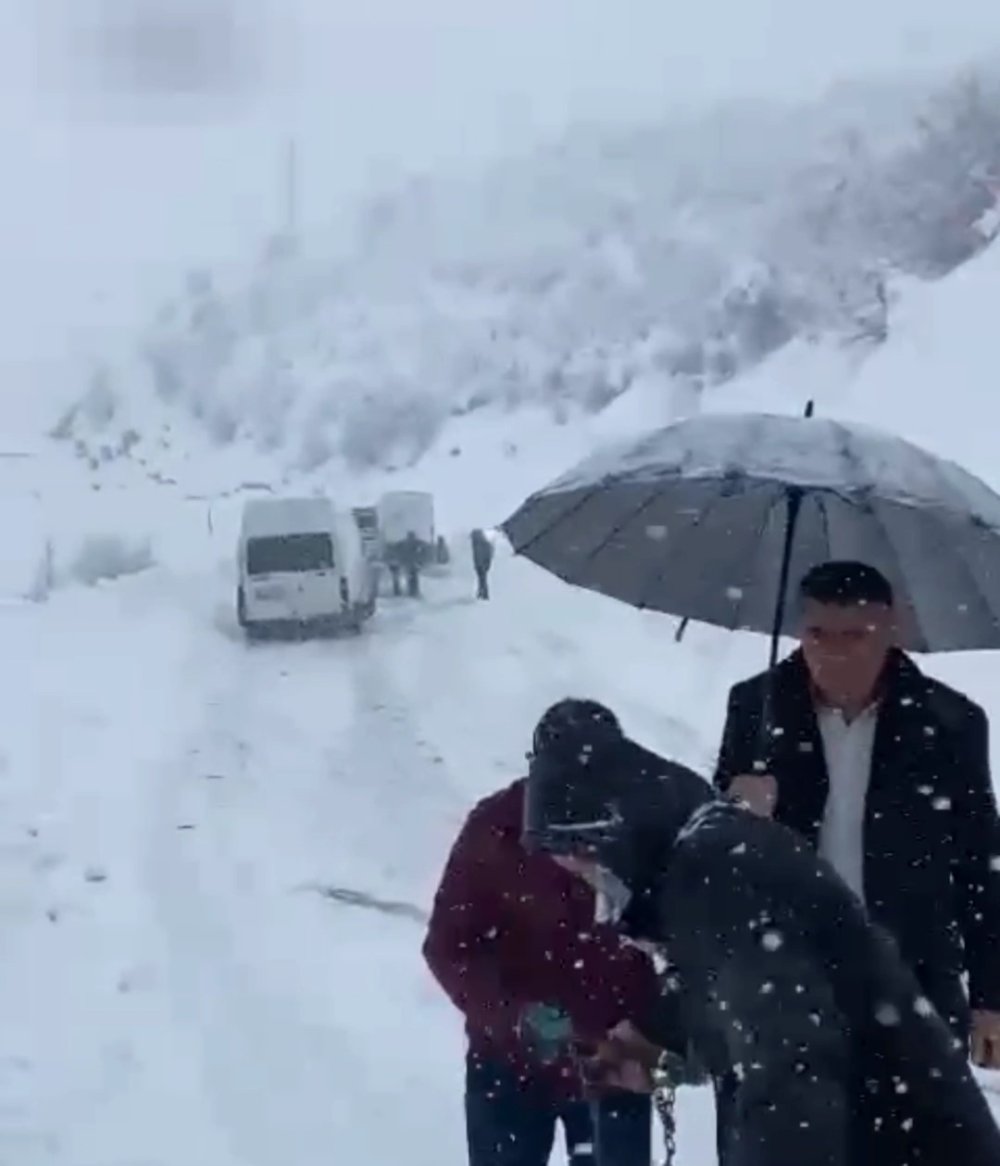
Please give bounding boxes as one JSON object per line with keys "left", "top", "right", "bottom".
{"left": 352, "top": 504, "right": 384, "bottom": 594}
{"left": 351, "top": 505, "right": 381, "bottom": 559}
{"left": 237, "top": 496, "right": 377, "bottom": 640}
{"left": 377, "top": 490, "right": 435, "bottom": 558}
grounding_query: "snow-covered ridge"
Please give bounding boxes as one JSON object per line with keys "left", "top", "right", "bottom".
{"left": 43, "top": 65, "right": 1000, "bottom": 519}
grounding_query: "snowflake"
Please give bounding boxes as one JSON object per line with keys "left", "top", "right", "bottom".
{"left": 875, "top": 1002, "right": 901, "bottom": 1026}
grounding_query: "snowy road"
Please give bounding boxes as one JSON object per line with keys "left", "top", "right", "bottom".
{"left": 1, "top": 548, "right": 994, "bottom": 1164}
{"left": 144, "top": 583, "right": 471, "bottom": 1166}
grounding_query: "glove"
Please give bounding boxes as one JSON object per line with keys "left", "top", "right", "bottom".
{"left": 517, "top": 1003, "right": 574, "bottom": 1063}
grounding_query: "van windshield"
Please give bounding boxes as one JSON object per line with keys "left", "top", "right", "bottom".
{"left": 246, "top": 533, "right": 334, "bottom": 576}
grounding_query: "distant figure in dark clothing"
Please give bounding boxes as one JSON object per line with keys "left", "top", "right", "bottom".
{"left": 401, "top": 531, "right": 422, "bottom": 597}
{"left": 385, "top": 531, "right": 424, "bottom": 598}
{"left": 471, "top": 528, "right": 494, "bottom": 600}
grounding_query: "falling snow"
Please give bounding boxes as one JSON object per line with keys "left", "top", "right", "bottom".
{"left": 875, "top": 1003, "right": 902, "bottom": 1026}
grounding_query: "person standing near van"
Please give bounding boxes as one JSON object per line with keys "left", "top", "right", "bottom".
{"left": 470, "top": 528, "right": 494, "bottom": 600}
{"left": 399, "top": 530, "right": 423, "bottom": 598}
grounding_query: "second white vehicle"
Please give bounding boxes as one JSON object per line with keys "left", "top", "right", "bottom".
{"left": 236, "top": 496, "right": 377, "bottom": 639}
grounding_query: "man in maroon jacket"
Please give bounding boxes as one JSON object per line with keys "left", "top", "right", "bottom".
{"left": 423, "top": 701, "right": 657, "bottom": 1166}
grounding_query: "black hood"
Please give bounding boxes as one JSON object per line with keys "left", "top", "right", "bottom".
{"left": 522, "top": 702, "right": 713, "bottom": 894}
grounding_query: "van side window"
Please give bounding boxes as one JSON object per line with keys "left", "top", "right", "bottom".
{"left": 246, "top": 533, "right": 334, "bottom": 575}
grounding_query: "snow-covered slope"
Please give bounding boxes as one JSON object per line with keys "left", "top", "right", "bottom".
{"left": 51, "top": 64, "right": 1000, "bottom": 500}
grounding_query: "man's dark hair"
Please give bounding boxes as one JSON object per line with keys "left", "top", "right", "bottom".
{"left": 798, "top": 560, "right": 894, "bottom": 607}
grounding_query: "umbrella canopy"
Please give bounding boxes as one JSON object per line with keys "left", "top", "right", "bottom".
{"left": 502, "top": 412, "right": 1000, "bottom": 653}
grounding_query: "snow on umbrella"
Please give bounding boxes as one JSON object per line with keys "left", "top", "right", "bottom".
{"left": 501, "top": 409, "right": 1000, "bottom": 659}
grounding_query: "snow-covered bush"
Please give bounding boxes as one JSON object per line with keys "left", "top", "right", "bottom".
{"left": 59, "top": 59, "right": 1000, "bottom": 479}
{"left": 68, "top": 534, "right": 155, "bottom": 586}
{"left": 26, "top": 540, "right": 55, "bottom": 603}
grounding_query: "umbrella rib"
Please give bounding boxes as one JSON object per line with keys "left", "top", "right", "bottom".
{"left": 632, "top": 479, "right": 779, "bottom": 622}
{"left": 906, "top": 503, "right": 1000, "bottom": 646}
{"left": 951, "top": 533, "right": 1000, "bottom": 646}
{"left": 632, "top": 483, "right": 730, "bottom": 614}
{"left": 861, "top": 498, "right": 933, "bottom": 651}
{"left": 512, "top": 483, "right": 615, "bottom": 561}
{"left": 726, "top": 485, "right": 790, "bottom": 634}
{"left": 570, "top": 482, "right": 670, "bottom": 589}
{"left": 816, "top": 490, "right": 832, "bottom": 562}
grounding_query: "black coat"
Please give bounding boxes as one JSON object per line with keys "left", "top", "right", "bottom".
{"left": 470, "top": 529, "right": 494, "bottom": 574}
{"left": 524, "top": 734, "right": 1000, "bottom": 1166}
{"left": 715, "top": 649, "right": 1000, "bottom": 1030}
{"left": 621, "top": 799, "right": 1000, "bottom": 1166}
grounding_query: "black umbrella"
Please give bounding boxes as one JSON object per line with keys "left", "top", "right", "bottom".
{"left": 502, "top": 406, "right": 1000, "bottom": 664}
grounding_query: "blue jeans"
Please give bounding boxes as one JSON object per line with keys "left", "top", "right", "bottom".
{"left": 465, "top": 1054, "right": 651, "bottom": 1166}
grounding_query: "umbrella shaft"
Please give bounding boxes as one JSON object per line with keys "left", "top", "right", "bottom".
{"left": 770, "top": 487, "right": 804, "bottom": 668}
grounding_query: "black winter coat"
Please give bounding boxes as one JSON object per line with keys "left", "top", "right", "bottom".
{"left": 715, "top": 649, "right": 1000, "bottom": 1031}
{"left": 471, "top": 529, "right": 494, "bottom": 574}
{"left": 621, "top": 797, "right": 1000, "bottom": 1166}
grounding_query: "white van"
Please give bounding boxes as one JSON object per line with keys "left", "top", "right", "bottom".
{"left": 237, "top": 496, "right": 377, "bottom": 639}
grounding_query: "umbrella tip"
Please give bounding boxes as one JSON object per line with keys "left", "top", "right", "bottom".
{"left": 804, "top": 400, "right": 815, "bottom": 418}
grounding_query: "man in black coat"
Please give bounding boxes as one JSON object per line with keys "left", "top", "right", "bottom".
{"left": 522, "top": 699, "right": 1000, "bottom": 1166}
{"left": 470, "top": 528, "right": 494, "bottom": 600}
{"left": 715, "top": 560, "right": 1000, "bottom": 1071}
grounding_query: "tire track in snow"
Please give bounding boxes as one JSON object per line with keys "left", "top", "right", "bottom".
{"left": 144, "top": 601, "right": 467, "bottom": 1166}
{"left": 145, "top": 640, "right": 375, "bottom": 1166}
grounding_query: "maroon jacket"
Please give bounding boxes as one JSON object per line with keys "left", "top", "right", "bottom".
{"left": 423, "top": 779, "right": 659, "bottom": 1095}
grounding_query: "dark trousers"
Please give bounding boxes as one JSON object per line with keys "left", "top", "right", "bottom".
{"left": 475, "top": 568, "right": 490, "bottom": 600}
{"left": 466, "top": 1055, "right": 650, "bottom": 1166}
{"left": 714, "top": 1065, "right": 953, "bottom": 1166}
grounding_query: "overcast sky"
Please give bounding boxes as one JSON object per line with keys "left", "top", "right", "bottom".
{"left": 0, "top": 0, "right": 998, "bottom": 411}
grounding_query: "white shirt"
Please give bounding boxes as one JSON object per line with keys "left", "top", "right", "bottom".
{"left": 816, "top": 704, "right": 879, "bottom": 902}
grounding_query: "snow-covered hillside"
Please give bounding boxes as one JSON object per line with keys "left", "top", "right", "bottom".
{"left": 51, "top": 64, "right": 1000, "bottom": 503}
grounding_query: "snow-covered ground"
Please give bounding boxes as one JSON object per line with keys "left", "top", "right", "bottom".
{"left": 4, "top": 226, "right": 1000, "bottom": 1166}
{"left": 0, "top": 539, "right": 731, "bottom": 1165}
{"left": 2, "top": 535, "right": 998, "bottom": 1164}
